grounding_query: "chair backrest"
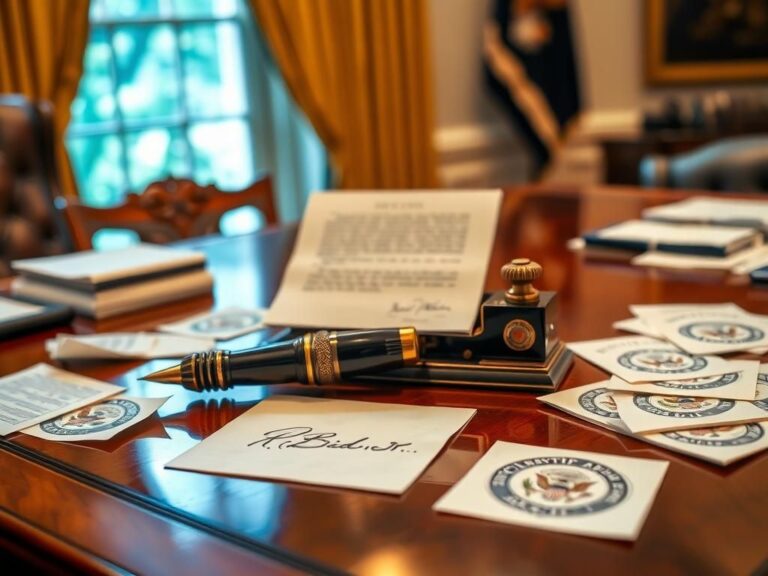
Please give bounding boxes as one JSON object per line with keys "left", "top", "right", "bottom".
{"left": 639, "top": 135, "right": 768, "bottom": 192}
{"left": 0, "top": 94, "right": 70, "bottom": 274}
{"left": 60, "top": 176, "right": 278, "bottom": 250}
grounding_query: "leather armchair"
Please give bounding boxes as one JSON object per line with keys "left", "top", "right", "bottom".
{"left": 0, "top": 95, "right": 71, "bottom": 275}
{"left": 639, "top": 135, "right": 768, "bottom": 192}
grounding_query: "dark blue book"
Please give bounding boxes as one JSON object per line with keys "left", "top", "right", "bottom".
{"left": 582, "top": 220, "right": 761, "bottom": 257}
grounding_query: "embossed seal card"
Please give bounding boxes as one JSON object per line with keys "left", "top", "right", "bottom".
{"left": 166, "top": 396, "right": 475, "bottom": 494}
{"left": 433, "top": 442, "right": 668, "bottom": 541}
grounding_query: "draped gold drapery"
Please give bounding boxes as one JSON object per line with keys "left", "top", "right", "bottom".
{"left": 0, "top": 0, "right": 90, "bottom": 197}
{"left": 250, "top": 0, "right": 438, "bottom": 189}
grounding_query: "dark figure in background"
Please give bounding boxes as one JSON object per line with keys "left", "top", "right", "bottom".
{"left": 483, "top": 0, "right": 581, "bottom": 177}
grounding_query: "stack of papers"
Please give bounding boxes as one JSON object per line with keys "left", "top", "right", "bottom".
{"left": 11, "top": 244, "right": 213, "bottom": 319}
{"left": 555, "top": 303, "right": 768, "bottom": 465}
{"left": 574, "top": 196, "right": 768, "bottom": 273}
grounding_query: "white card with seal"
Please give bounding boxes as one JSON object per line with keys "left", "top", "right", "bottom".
{"left": 21, "top": 396, "right": 168, "bottom": 442}
{"left": 433, "top": 441, "right": 668, "bottom": 541}
{"left": 538, "top": 381, "right": 629, "bottom": 434}
{"left": 638, "top": 309, "right": 768, "bottom": 355}
{"left": 158, "top": 307, "right": 267, "bottom": 340}
{"left": 605, "top": 360, "right": 759, "bottom": 401}
{"left": 612, "top": 391, "right": 768, "bottom": 434}
{"left": 567, "top": 336, "right": 734, "bottom": 383}
{"left": 640, "top": 422, "right": 768, "bottom": 466}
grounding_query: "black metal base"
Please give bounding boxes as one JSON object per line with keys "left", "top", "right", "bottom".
{"left": 353, "top": 342, "right": 573, "bottom": 392}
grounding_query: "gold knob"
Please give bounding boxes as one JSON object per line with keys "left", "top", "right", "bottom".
{"left": 501, "top": 258, "right": 542, "bottom": 304}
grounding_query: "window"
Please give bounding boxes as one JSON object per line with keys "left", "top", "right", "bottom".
{"left": 67, "top": 0, "right": 326, "bottom": 247}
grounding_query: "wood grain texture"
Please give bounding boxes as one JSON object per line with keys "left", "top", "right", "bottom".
{"left": 1, "top": 185, "right": 767, "bottom": 575}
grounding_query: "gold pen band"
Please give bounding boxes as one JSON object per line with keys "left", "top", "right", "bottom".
{"left": 303, "top": 333, "right": 316, "bottom": 385}
{"left": 399, "top": 327, "right": 420, "bottom": 362}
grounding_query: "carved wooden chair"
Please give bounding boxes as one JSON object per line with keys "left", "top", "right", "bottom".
{"left": 59, "top": 176, "right": 277, "bottom": 250}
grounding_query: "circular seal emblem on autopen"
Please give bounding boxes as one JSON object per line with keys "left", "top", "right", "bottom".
{"left": 191, "top": 311, "right": 262, "bottom": 333}
{"left": 655, "top": 372, "right": 738, "bottom": 391}
{"left": 633, "top": 395, "right": 734, "bottom": 418}
{"left": 578, "top": 387, "right": 620, "bottom": 419}
{"left": 678, "top": 322, "right": 763, "bottom": 344}
{"left": 617, "top": 349, "right": 707, "bottom": 374}
{"left": 503, "top": 319, "right": 536, "bottom": 351}
{"left": 40, "top": 399, "right": 140, "bottom": 435}
{"left": 490, "top": 458, "right": 629, "bottom": 516}
{"left": 662, "top": 423, "right": 764, "bottom": 447}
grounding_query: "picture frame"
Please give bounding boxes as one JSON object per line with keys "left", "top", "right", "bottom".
{"left": 646, "top": 0, "right": 768, "bottom": 85}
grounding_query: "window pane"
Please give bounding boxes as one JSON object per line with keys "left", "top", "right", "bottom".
{"left": 71, "top": 28, "right": 117, "bottom": 126}
{"left": 66, "top": 136, "right": 126, "bottom": 206}
{"left": 180, "top": 22, "right": 247, "bottom": 118}
{"left": 173, "top": 0, "right": 238, "bottom": 18}
{"left": 114, "top": 24, "right": 182, "bottom": 123}
{"left": 93, "top": 0, "right": 172, "bottom": 21}
{"left": 189, "top": 120, "right": 254, "bottom": 189}
{"left": 126, "top": 128, "right": 190, "bottom": 191}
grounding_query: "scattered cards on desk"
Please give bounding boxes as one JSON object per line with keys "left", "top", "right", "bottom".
{"left": 46, "top": 332, "right": 214, "bottom": 360}
{"left": 560, "top": 303, "right": 768, "bottom": 465}
{"left": 540, "top": 380, "right": 768, "bottom": 467}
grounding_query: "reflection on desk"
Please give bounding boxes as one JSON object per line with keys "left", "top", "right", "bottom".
{"left": 0, "top": 185, "right": 767, "bottom": 575}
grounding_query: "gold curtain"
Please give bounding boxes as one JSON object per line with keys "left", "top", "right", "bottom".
{"left": 250, "top": 0, "right": 438, "bottom": 189}
{"left": 0, "top": 0, "right": 91, "bottom": 197}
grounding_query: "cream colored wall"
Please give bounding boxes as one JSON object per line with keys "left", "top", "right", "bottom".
{"left": 430, "top": 0, "right": 768, "bottom": 186}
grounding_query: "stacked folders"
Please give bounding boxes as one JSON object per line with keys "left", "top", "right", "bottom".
{"left": 579, "top": 196, "right": 768, "bottom": 273}
{"left": 542, "top": 303, "right": 768, "bottom": 466}
{"left": 11, "top": 244, "right": 213, "bottom": 319}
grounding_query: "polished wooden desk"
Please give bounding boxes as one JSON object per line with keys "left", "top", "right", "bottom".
{"left": 1, "top": 185, "right": 767, "bottom": 575}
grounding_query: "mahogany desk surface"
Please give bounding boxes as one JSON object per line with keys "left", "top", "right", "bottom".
{"left": 1, "top": 185, "right": 766, "bottom": 575}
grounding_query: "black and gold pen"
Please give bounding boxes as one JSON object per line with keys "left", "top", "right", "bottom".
{"left": 140, "top": 327, "right": 419, "bottom": 391}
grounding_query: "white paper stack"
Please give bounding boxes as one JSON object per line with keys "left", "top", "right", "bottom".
{"left": 11, "top": 244, "right": 213, "bottom": 319}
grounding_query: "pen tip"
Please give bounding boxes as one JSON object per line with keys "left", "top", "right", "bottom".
{"left": 140, "top": 363, "right": 182, "bottom": 384}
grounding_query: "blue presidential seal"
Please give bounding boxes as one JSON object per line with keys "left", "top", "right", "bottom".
{"left": 753, "top": 375, "right": 768, "bottom": 411}
{"left": 617, "top": 349, "right": 707, "bottom": 374}
{"left": 633, "top": 395, "right": 734, "bottom": 419}
{"left": 663, "top": 424, "right": 764, "bottom": 447}
{"left": 490, "top": 457, "right": 628, "bottom": 516}
{"left": 191, "top": 311, "right": 262, "bottom": 334}
{"left": 578, "top": 387, "right": 619, "bottom": 419}
{"left": 655, "top": 372, "right": 738, "bottom": 391}
{"left": 40, "top": 399, "right": 140, "bottom": 436}
{"left": 678, "top": 322, "right": 763, "bottom": 344}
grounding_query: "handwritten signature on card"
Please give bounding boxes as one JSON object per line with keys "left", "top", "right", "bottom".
{"left": 247, "top": 426, "right": 417, "bottom": 453}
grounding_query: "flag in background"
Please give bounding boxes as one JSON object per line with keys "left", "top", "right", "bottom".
{"left": 483, "top": 0, "right": 581, "bottom": 175}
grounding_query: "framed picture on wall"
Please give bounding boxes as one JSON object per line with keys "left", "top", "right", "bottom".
{"left": 646, "top": 0, "right": 768, "bottom": 85}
